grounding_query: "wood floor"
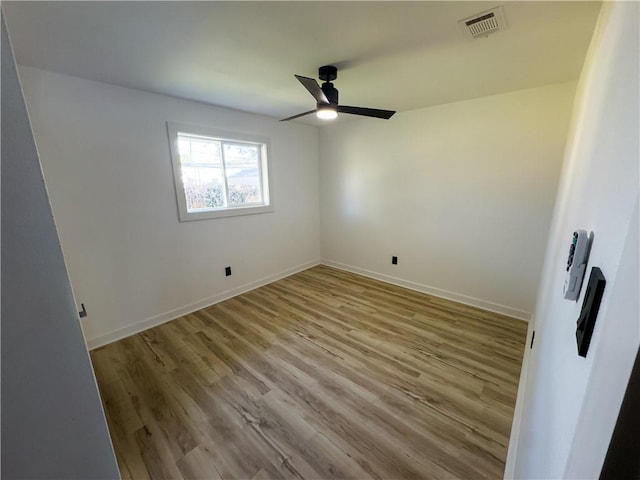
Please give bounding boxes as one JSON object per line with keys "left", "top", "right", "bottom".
{"left": 91, "top": 265, "right": 527, "bottom": 480}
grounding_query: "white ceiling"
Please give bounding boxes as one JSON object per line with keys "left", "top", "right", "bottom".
{"left": 3, "top": 1, "right": 601, "bottom": 124}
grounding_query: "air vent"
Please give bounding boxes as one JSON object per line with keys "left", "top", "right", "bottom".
{"left": 459, "top": 6, "right": 507, "bottom": 40}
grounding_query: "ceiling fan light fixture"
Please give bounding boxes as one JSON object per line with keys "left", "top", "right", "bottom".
{"left": 316, "top": 104, "right": 337, "bottom": 120}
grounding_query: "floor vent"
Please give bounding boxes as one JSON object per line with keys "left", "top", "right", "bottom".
{"left": 459, "top": 6, "right": 507, "bottom": 40}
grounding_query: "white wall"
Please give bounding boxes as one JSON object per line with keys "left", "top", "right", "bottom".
{"left": 19, "top": 66, "right": 320, "bottom": 348}
{"left": 509, "top": 2, "right": 639, "bottom": 478}
{"left": 320, "top": 83, "right": 576, "bottom": 319}
{"left": 1, "top": 14, "right": 119, "bottom": 478}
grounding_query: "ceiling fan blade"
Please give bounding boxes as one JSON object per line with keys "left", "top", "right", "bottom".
{"left": 295, "top": 75, "right": 329, "bottom": 104}
{"left": 280, "top": 109, "right": 316, "bottom": 122}
{"left": 338, "top": 105, "right": 396, "bottom": 119}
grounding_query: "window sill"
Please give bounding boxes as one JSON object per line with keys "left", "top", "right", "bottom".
{"left": 178, "top": 204, "right": 273, "bottom": 222}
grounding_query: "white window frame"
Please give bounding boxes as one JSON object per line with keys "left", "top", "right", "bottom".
{"left": 167, "top": 122, "right": 273, "bottom": 221}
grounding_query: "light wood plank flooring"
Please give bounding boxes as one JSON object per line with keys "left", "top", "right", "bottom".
{"left": 91, "top": 265, "right": 527, "bottom": 479}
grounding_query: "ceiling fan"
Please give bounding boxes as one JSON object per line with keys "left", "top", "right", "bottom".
{"left": 281, "top": 65, "right": 396, "bottom": 122}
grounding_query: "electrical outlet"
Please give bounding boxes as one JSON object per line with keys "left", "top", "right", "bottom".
{"left": 225, "top": 266, "right": 232, "bottom": 276}
{"left": 392, "top": 256, "right": 398, "bottom": 265}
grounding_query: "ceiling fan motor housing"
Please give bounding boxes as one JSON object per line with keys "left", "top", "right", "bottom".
{"left": 321, "top": 83, "right": 338, "bottom": 105}
{"left": 319, "top": 65, "right": 339, "bottom": 105}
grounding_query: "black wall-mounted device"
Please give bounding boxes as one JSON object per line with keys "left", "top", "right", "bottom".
{"left": 576, "top": 267, "right": 606, "bottom": 357}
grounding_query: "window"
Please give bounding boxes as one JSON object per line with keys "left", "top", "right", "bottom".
{"left": 167, "top": 123, "right": 272, "bottom": 221}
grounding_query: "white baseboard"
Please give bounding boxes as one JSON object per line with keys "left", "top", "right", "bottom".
{"left": 87, "top": 258, "right": 530, "bottom": 350}
{"left": 321, "top": 259, "right": 531, "bottom": 322}
{"left": 86, "top": 259, "right": 321, "bottom": 350}
{"left": 503, "top": 318, "right": 535, "bottom": 479}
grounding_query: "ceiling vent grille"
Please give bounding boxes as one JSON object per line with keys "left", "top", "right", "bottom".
{"left": 459, "top": 7, "right": 507, "bottom": 40}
